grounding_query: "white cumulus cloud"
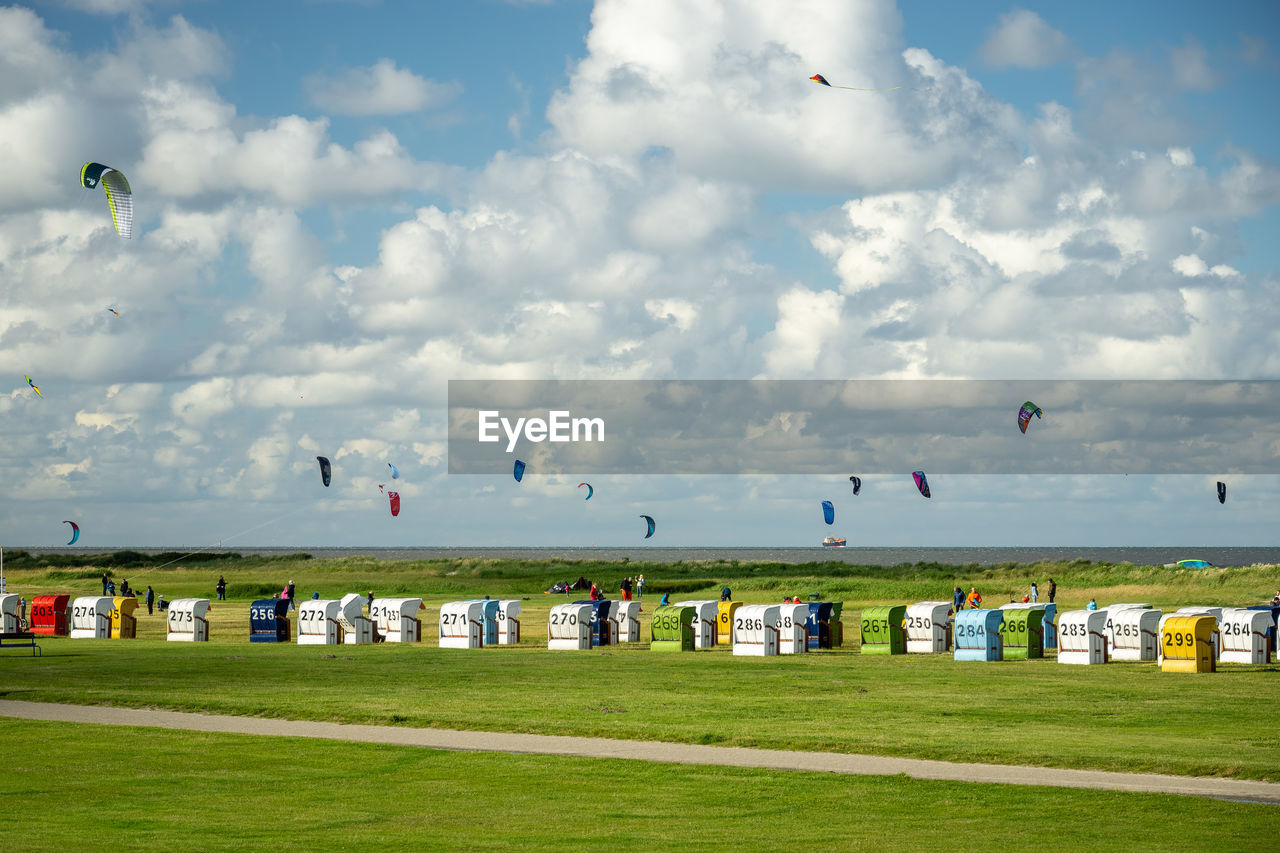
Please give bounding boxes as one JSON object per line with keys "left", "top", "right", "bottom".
{"left": 979, "top": 8, "right": 1072, "bottom": 69}
{"left": 305, "top": 59, "right": 461, "bottom": 116}
{"left": 1171, "top": 253, "right": 1240, "bottom": 279}
{"left": 548, "top": 0, "right": 1022, "bottom": 195}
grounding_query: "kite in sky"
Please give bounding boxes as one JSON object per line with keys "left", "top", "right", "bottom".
{"left": 316, "top": 456, "right": 332, "bottom": 487}
{"left": 849, "top": 475, "right": 861, "bottom": 496}
{"left": 80, "top": 162, "right": 133, "bottom": 239}
{"left": 388, "top": 490, "right": 400, "bottom": 517}
{"left": 1018, "top": 401, "right": 1043, "bottom": 435}
{"left": 514, "top": 459, "right": 526, "bottom": 482}
{"left": 810, "top": 73, "right": 903, "bottom": 92}
{"left": 578, "top": 482, "right": 593, "bottom": 500}
{"left": 106, "top": 307, "right": 120, "bottom": 317}
{"left": 388, "top": 463, "right": 400, "bottom": 479}
{"left": 64, "top": 520, "right": 80, "bottom": 545}
{"left": 25, "top": 376, "right": 42, "bottom": 397}
{"left": 822, "top": 500, "right": 835, "bottom": 525}
{"left": 913, "top": 470, "right": 931, "bottom": 499}
{"left": 640, "top": 515, "right": 655, "bottom": 539}
{"left": 1217, "top": 481, "right": 1226, "bottom": 504}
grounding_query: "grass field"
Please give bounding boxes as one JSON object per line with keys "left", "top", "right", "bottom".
{"left": 4, "top": 549, "right": 1276, "bottom": 607}
{"left": 3, "top": 553, "right": 1278, "bottom": 782}
{"left": 3, "top": 718, "right": 1276, "bottom": 851}
{"left": 5, "top": 632, "right": 1278, "bottom": 780}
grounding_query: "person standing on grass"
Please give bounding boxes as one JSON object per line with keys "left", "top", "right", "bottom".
{"left": 1048, "top": 578, "right": 1056, "bottom": 603}
{"left": 216, "top": 575, "right": 226, "bottom": 601}
{"left": 965, "top": 587, "right": 982, "bottom": 609}
{"left": 287, "top": 579, "right": 296, "bottom": 611}
{"left": 102, "top": 572, "right": 109, "bottom": 595}
{"left": 145, "top": 585, "right": 155, "bottom": 615}
{"left": 637, "top": 574, "right": 645, "bottom": 599}
{"left": 952, "top": 586, "right": 964, "bottom": 612}
{"left": 1031, "top": 582, "right": 1039, "bottom": 603}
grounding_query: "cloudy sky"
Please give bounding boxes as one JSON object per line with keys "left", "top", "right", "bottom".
{"left": 2, "top": 0, "right": 1278, "bottom": 549}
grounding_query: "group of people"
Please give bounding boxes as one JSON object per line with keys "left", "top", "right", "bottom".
{"left": 268, "top": 580, "right": 297, "bottom": 610}
{"left": 618, "top": 575, "right": 644, "bottom": 600}
{"left": 74, "top": 572, "right": 1277, "bottom": 632}
{"left": 97, "top": 573, "right": 157, "bottom": 614}
{"left": 952, "top": 578, "right": 1057, "bottom": 611}
{"left": 253, "top": 580, "right": 376, "bottom": 614}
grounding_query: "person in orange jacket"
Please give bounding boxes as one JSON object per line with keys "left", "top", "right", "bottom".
{"left": 965, "top": 587, "right": 982, "bottom": 609}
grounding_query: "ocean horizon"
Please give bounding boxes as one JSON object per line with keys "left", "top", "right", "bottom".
{"left": 7, "top": 545, "right": 1280, "bottom": 566}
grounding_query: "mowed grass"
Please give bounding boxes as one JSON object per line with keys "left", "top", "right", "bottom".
{"left": 3, "top": 718, "right": 1275, "bottom": 851}
{"left": 4, "top": 616, "right": 1278, "bottom": 781}
{"left": 3, "top": 554, "right": 1278, "bottom": 781}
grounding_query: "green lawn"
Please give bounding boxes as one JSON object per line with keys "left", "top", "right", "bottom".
{"left": 4, "top": 630, "right": 1277, "bottom": 781}
{"left": 3, "top": 553, "right": 1277, "bottom": 782}
{"left": 3, "top": 718, "right": 1274, "bottom": 851}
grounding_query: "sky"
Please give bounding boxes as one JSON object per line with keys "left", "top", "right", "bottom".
{"left": 2, "top": 0, "right": 1279, "bottom": 548}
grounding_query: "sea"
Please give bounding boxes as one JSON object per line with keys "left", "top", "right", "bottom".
{"left": 12, "top": 545, "right": 1280, "bottom": 566}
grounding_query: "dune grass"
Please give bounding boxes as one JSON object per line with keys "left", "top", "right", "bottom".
{"left": 2, "top": 718, "right": 1275, "bottom": 851}
{"left": 4, "top": 549, "right": 1275, "bottom": 609}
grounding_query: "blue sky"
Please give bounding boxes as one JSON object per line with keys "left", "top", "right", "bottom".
{"left": 2, "top": 1, "right": 1278, "bottom": 548}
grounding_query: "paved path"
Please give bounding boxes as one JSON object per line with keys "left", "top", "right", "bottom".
{"left": 2, "top": 700, "right": 1277, "bottom": 804}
